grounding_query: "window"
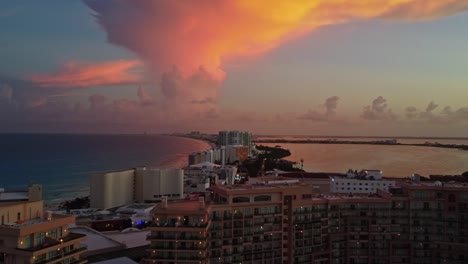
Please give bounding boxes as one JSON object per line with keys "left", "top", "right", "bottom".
{"left": 34, "top": 232, "right": 45, "bottom": 246}
{"left": 17, "top": 212, "right": 21, "bottom": 221}
{"left": 254, "top": 195, "right": 271, "bottom": 202}
{"left": 449, "top": 194, "right": 456, "bottom": 203}
{"left": 233, "top": 197, "right": 250, "bottom": 203}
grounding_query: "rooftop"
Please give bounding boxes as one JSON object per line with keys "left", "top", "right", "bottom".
{"left": 103, "top": 230, "right": 150, "bottom": 248}
{"left": 86, "top": 245, "right": 149, "bottom": 263}
{"left": 0, "top": 191, "right": 28, "bottom": 202}
{"left": 157, "top": 200, "right": 203, "bottom": 212}
{"left": 70, "top": 226, "right": 124, "bottom": 253}
{"left": 0, "top": 213, "right": 71, "bottom": 229}
{"left": 91, "top": 257, "right": 138, "bottom": 264}
{"left": 249, "top": 176, "right": 299, "bottom": 184}
{"left": 399, "top": 180, "right": 468, "bottom": 189}
{"left": 280, "top": 172, "right": 344, "bottom": 179}
{"left": 211, "top": 181, "right": 310, "bottom": 193}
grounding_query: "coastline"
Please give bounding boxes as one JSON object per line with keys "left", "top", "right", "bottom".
{"left": 255, "top": 139, "right": 468, "bottom": 151}
{"left": 167, "top": 134, "right": 218, "bottom": 150}
{"left": 26, "top": 134, "right": 214, "bottom": 210}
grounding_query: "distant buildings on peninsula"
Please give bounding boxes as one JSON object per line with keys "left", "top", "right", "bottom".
{"left": 188, "top": 130, "right": 253, "bottom": 166}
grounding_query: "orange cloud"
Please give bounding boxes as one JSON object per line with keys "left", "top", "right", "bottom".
{"left": 85, "top": 0, "right": 468, "bottom": 77}
{"left": 30, "top": 60, "right": 142, "bottom": 88}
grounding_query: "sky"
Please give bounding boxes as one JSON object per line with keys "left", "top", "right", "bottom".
{"left": 1, "top": 0, "right": 468, "bottom": 137}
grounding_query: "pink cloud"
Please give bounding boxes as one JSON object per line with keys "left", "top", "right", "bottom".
{"left": 30, "top": 60, "right": 142, "bottom": 88}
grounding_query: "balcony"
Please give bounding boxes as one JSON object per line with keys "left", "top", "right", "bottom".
{"left": 147, "top": 234, "right": 206, "bottom": 241}
{"left": 33, "top": 245, "right": 87, "bottom": 264}
{"left": 152, "top": 222, "right": 208, "bottom": 228}
{"left": 18, "top": 233, "right": 86, "bottom": 253}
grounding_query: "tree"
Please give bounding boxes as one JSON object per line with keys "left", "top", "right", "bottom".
{"left": 463, "top": 171, "right": 468, "bottom": 182}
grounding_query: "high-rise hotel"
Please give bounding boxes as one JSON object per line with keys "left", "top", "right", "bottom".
{"left": 142, "top": 177, "right": 468, "bottom": 264}
{"left": 0, "top": 185, "right": 87, "bottom": 264}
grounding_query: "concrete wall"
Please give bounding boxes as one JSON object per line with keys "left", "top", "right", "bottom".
{"left": 0, "top": 200, "right": 43, "bottom": 225}
{"left": 330, "top": 177, "right": 395, "bottom": 193}
{"left": 90, "top": 169, "right": 135, "bottom": 209}
{"left": 27, "top": 184, "right": 42, "bottom": 202}
{"left": 135, "top": 168, "right": 184, "bottom": 202}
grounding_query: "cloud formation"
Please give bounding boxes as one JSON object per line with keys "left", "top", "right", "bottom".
{"left": 0, "top": 83, "right": 13, "bottom": 101}
{"left": 405, "top": 101, "right": 468, "bottom": 124}
{"left": 30, "top": 60, "right": 142, "bottom": 88}
{"left": 137, "top": 85, "right": 155, "bottom": 106}
{"left": 84, "top": 0, "right": 467, "bottom": 73}
{"left": 299, "top": 96, "right": 340, "bottom": 122}
{"left": 381, "top": 1, "right": 468, "bottom": 20}
{"left": 361, "top": 96, "right": 397, "bottom": 121}
{"left": 83, "top": 0, "right": 467, "bottom": 104}
{"left": 160, "top": 66, "right": 222, "bottom": 106}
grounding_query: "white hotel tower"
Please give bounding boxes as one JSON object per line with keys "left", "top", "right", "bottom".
{"left": 330, "top": 170, "right": 396, "bottom": 194}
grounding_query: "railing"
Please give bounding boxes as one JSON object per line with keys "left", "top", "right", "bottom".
{"left": 19, "top": 232, "right": 86, "bottom": 252}
{"left": 33, "top": 245, "right": 87, "bottom": 264}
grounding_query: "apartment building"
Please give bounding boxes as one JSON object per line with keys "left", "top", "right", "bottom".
{"left": 0, "top": 185, "right": 87, "bottom": 264}
{"left": 142, "top": 178, "right": 468, "bottom": 264}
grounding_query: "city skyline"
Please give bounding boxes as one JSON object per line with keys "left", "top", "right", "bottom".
{"left": 1, "top": 1, "right": 468, "bottom": 136}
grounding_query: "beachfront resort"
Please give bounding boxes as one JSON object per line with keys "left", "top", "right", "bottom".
{"left": 2, "top": 131, "right": 468, "bottom": 263}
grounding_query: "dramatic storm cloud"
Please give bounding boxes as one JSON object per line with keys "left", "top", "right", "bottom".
{"left": 83, "top": 0, "right": 468, "bottom": 103}
{"left": 2, "top": 0, "right": 468, "bottom": 134}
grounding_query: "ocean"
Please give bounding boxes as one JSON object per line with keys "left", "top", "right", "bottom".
{"left": 262, "top": 142, "right": 468, "bottom": 177}
{"left": 2, "top": 134, "right": 467, "bottom": 206}
{"left": 0, "top": 134, "right": 211, "bottom": 205}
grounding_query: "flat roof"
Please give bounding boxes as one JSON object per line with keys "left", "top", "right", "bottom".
{"left": 103, "top": 230, "right": 150, "bottom": 248}
{"left": 119, "top": 204, "right": 155, "bottom": 210}
{"left": 86, "top": 245, "right": 149, "bottom": 263}
{"left": 91, "top": 257, "right": 138, "bottom": 264}
{"left": 252, "top": 176, "right": 297, "bottom": 181}
{"left": 0, "top": 191, "right": 28, "bottom": 201}
{"left": 399, "top": 181, "right": 468, "bottom": 189}
{"left": 212, "top": 182, "right": 310, "bottom": 192}
{"left": 1, "top": 213, "right": 70, "bottom": 229}
{"left": 70, "top": 226, "right": 123, "bottom": 252}
{"left": 160, "top": 200, "right": 202, "bottom": 212}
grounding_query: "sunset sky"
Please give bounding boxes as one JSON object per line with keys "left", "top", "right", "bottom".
{"left": 1, "top": 0, "right": 467, "bottom": 136}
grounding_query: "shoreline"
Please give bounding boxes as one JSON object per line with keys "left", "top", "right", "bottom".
{"left": 255, "top": 139, "right": 468, "bottom": 151}
{"left": 168, "top": 134, "right": 218, "bottom": 149}
{"left": 39, "top": 135, "right": 213, "bottom": 209}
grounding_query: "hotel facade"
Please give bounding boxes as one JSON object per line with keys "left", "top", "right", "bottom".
{"left": 143, "top": 179, "right": 468, "bottom": 264}
{"left": 90, "top": 167, "right": 184, "bottom": 209}
{"left": 0, "top": 185, "right": 87, "bottom": 264}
